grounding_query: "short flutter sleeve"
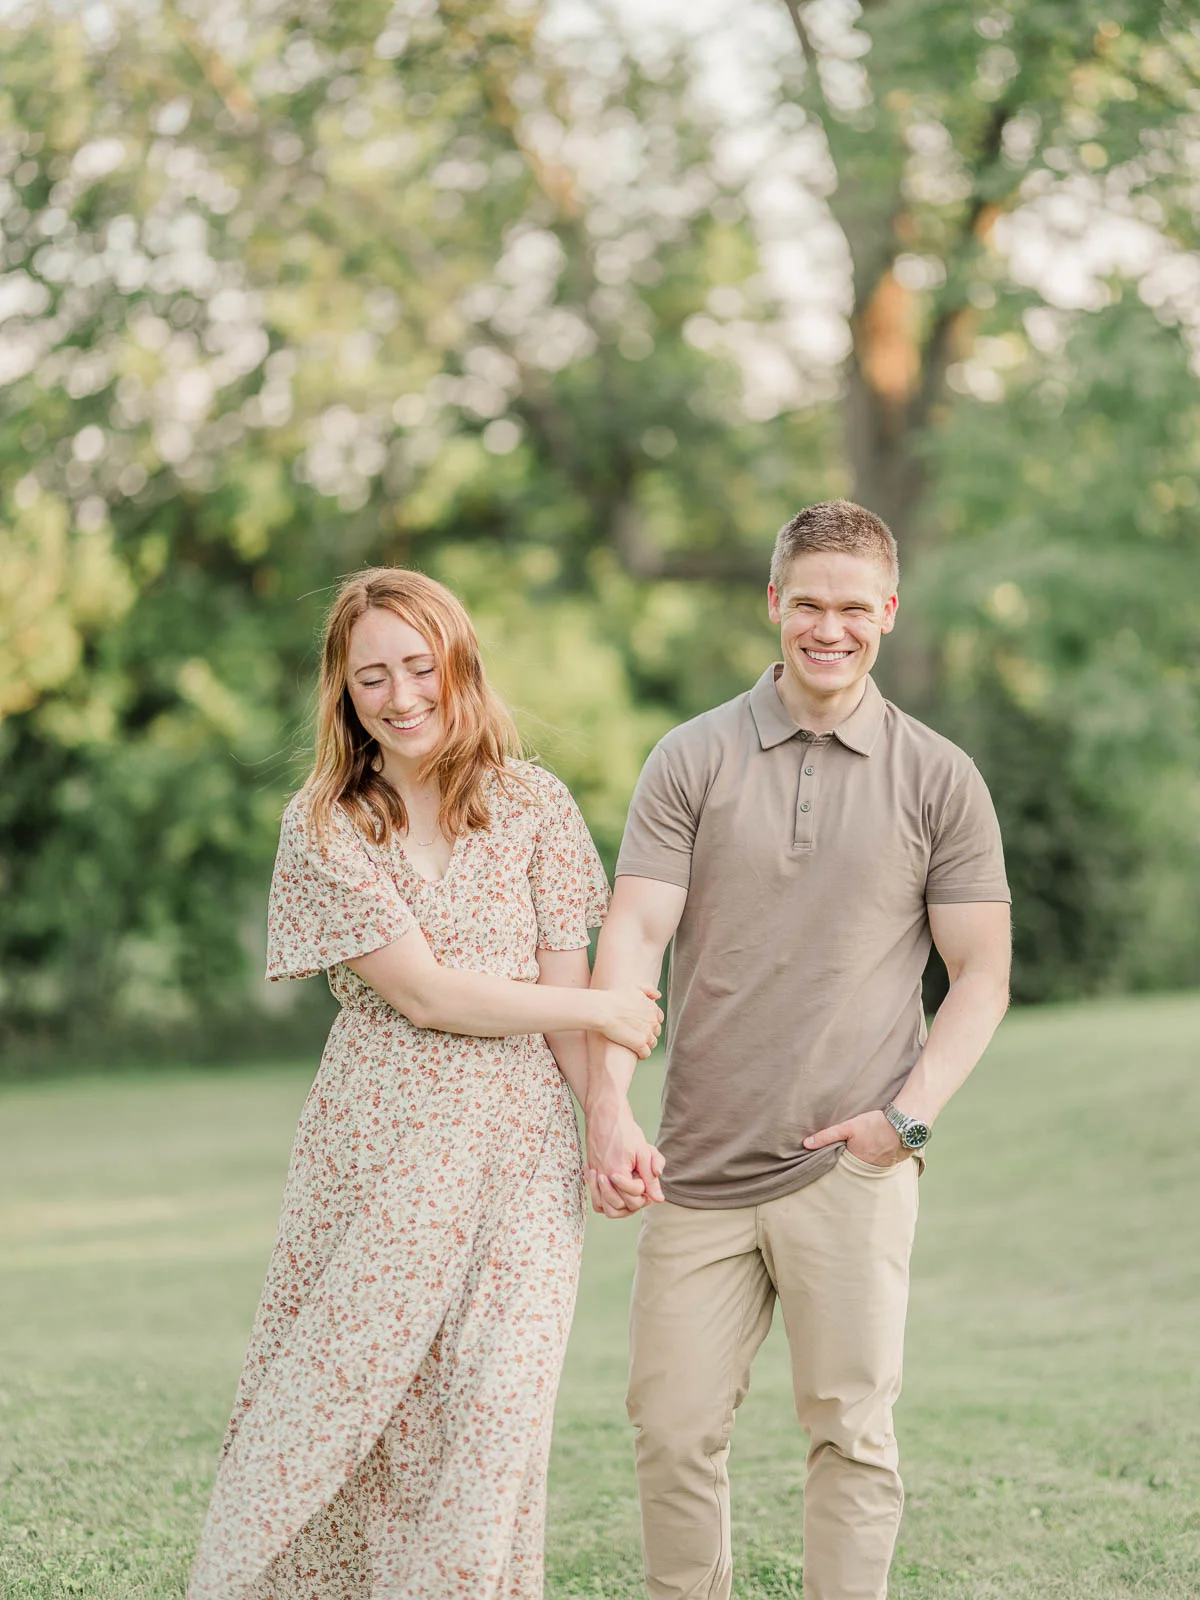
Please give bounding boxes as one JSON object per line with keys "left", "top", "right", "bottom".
{"left": 525, "top": 769, "right": 610, "bottom": 951}
{"left": 265, "top": 797, "right": 417, "bottom": 981}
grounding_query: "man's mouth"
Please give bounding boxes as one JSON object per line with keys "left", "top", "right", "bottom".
{"left": 802, "top": 649, "right": 853, "bottom": 664}
{"left": 383, "top": 709, "right": 434, "bottom": 732}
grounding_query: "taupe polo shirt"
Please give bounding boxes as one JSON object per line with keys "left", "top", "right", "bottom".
{"left": 616, "top": 665, "right": 1010, "bottom": 1209}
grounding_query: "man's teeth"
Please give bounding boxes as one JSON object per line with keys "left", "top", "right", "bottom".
{"left": 805, "top": 650, "right": 850, "bottom": 662}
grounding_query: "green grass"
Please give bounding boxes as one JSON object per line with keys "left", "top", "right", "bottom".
{"left": 2, "top": 993, "right": 1199, "bottom": 1598}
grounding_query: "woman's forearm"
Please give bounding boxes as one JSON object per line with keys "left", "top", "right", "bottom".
{"left": 416, "top": 966, "right": 605, "bottom": 1038}
{"left": 350, "top": 936, "right": 607, "bottom": 1037}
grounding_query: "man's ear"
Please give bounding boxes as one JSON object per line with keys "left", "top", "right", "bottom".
{"left": 880, "top": 591, "right": 899, "bottom": 633}
{"left": 767, "top": 582, "right": 782, "bottom": 624}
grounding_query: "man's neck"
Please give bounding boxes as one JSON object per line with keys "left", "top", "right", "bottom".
{"left": 772, "top": 664, "right": 868, "bottom": 736}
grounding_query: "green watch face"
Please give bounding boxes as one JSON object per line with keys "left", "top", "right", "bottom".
{"left": 901, "top": 1120, "right": 931, "bottom": 1149}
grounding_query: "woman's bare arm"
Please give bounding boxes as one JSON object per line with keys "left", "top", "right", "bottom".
{"left": 348, "top": 926, "right": 660, "bottom": 1055}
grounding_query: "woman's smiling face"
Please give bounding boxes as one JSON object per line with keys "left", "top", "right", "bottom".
{"left": 345, "top": 607, "right": 445, "bottom": 775}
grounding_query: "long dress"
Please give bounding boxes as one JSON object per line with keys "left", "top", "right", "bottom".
{"left": 189, "top": 763, "right": 608, "bottom": 1600}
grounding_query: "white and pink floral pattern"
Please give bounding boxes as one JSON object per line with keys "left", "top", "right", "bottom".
{"left": 189, "top": 764, "right": 608, "bottom": 1600}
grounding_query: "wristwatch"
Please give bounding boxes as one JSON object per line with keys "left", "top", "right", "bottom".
{"left": 883, "top": 1102, "right": 933, "bottom": 1151}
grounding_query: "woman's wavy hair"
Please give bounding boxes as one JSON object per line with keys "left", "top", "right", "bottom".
{"left": 302, "top": 568, "right": 527, "bottom": 844}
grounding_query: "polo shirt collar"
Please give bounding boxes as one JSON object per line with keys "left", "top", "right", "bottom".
{"left": 748, "top": 665, "right": 886, "bottom": 755}
{"left": 834, "top": 675, "right": 886, "bottom": 755}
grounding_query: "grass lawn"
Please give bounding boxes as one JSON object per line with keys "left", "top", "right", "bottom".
{"left": 1, "top": 992, "right": 1198, "bottom": 1598}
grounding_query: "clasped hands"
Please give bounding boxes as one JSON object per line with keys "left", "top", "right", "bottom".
{"left": 585, "top": 1098, "right": 665, "bottom": 1220}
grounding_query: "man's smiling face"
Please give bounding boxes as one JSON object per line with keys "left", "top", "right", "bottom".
{"left": 767, "top": 550, "right": 897, "bottom": 707}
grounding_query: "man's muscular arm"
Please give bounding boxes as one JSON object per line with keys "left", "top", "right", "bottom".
{"left": 536, "top": 946, "right": 594, "bottom": 1108}
{"left": 586, "top": 875, "right": 688, "bottom": 1218}
{"left": 804, "top": 900, "right": 1011, "bottom": 1165}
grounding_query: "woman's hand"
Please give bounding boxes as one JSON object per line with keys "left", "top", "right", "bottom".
{"left": 593, "top": 986, "right": 663, "bottom": 1058}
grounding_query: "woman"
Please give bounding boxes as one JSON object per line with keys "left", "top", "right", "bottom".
{"left": 189, "top": 568, "right": 661, "bottom": 1600}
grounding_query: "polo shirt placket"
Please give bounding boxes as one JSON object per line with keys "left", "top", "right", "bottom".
{"left": 792, "top": 731, "right": 828, "bottom": 851}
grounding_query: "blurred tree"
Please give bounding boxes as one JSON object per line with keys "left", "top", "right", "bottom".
{"left": 778, "top": 0, "right": 1200, "bottom": 997}
{"left": 0, "top": 0, "right": 819, "bottom": 1044}
{"left": 781, "top": 0, "right": 1199, "bottom": 697}
{"left": 923, "top": 288, "right": 1200, "bottom": 995}
{"left": 1, "top": 0, "right": 1198, "bottom": 1049}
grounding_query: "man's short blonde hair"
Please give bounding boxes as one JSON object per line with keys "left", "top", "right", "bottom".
{"left": 770, "top": 500, "right": 899, "bottom": 593}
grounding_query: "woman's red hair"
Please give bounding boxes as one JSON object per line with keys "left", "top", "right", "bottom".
{"left": 302, "top": 568, "right": 526, "bottom": 843}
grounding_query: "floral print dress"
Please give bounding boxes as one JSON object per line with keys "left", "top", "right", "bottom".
{"left": 189, "top": 764, "right": 608, "bottom": 1600}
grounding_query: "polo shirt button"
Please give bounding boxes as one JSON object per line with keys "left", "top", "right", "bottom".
{"left": 805, "top": 765, "right": 814, "bottom": 776}
{"left": 799, "top": 801, "right": 811, "bottom": 813}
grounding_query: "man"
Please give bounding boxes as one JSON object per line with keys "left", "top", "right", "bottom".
{"left": 585, "top": 500, "right": 1011, "bottom": 1600}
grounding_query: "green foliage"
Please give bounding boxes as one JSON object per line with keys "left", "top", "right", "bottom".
{"left": 1, "top": 0, "right": 1199, "bottom": 1044}
{"left": 922, "top": 291, "right": 1200, "bottom": 995}
{"left": 0, "top": 0, "right": 826, "bottom": 1044}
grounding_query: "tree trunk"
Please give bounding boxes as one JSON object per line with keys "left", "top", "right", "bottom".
{"left": 844, "top": 276, "right": 943, "bottom": 711}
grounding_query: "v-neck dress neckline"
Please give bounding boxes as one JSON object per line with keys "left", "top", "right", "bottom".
{"left": 396, "top": 828, "right": 464, "bottom": 887}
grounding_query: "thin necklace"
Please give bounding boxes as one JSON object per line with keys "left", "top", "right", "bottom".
{"left": 405, "top": 821, "right": 442, "bottom": 848}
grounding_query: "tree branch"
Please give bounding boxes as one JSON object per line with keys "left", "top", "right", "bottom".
{"left": 781, "top": 0, "right": 824, "bottom": 112}
{"left": 164, "top": 2, "right": 257, "bottom": 131}
{"left": 908, "top": 97, "right": 1017, "bottom": 433}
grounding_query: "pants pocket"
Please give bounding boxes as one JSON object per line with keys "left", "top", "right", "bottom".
{"left": 839, "top": 1147, "right": 904, "bottom": 1178}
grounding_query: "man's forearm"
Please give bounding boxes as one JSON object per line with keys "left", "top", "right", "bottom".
{"left": 583, "top": 875, "right": 685, "bottom": 1215}
{"left": 586, "top": 922, "right": 665, "bottom": 1114}
{"left": 586, "top": 1036, "right": 640, "bottom": 1116}
{"left": 893, "top": 969, "right": 1009, "bottom": 1124}
{"left": 537, "top": 948, "right": 592, "bottom": 1106}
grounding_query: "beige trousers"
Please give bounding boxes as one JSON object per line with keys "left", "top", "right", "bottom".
{"left": 626, "top": 1151, "right": 920, "bottom": 1600}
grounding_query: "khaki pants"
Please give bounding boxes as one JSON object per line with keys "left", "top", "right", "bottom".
{"left": 626, "top": 1151, "right": 920, "bottom": 1600}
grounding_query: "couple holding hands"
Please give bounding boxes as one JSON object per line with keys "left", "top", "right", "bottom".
{"left": 190, "top": 500, "right": 1011, "bottom": 1600}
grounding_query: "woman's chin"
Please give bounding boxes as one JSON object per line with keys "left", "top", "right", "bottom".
{"left": 376, "top": 728, "right": 443, "bottom": 768}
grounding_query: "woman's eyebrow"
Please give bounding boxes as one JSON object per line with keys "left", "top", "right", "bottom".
{"left": 351, "top": 653, "right": 434, "bottom": 674}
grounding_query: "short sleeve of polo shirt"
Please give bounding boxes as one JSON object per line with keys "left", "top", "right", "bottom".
{"left": 615, "top": 738, "right": 699, "bottom": 891}
{"left": 925, "top": 761, "right": 1011, "bottom": 904}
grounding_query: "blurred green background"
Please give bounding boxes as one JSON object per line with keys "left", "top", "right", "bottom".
{"left": 2, "top": 0, "right": 1199, "bottom": 1065}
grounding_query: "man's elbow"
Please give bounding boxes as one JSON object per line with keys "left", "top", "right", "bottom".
{"left": 974, "top": 965, "right": 1011, "bottom": 1019}
{"left": 948, "top": 961, "right": 1010, "bottom": 1014}
{"left": 607, "top": 917, "right": 670, "bottom": 969}
{"left": 993, "top": 975, "right": 1012, "bottom": 1019}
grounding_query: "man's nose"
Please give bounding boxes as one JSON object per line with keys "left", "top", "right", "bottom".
{"left": 812, "top": 613, "right": 843, "bottom": 641}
